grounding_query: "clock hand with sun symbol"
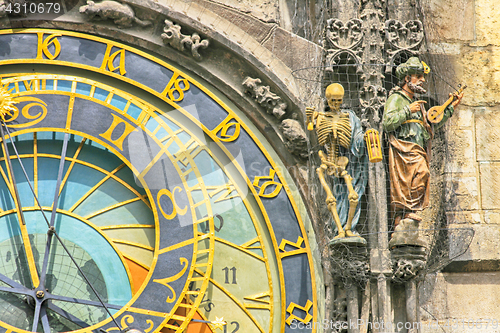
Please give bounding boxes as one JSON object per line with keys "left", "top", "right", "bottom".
{"left": 0, "top": 81, "right": 17, "bottom": 121}
{"left": 0, "top": 81, "right": 122, "bottom": 332}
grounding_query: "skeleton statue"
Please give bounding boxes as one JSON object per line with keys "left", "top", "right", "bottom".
{"left": 307, "top": 83, "right": 369, "bottom": 240}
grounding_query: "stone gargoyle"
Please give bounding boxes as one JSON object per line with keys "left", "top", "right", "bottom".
{"left": 79, "top": 0, "right": 152, "bottom": 28}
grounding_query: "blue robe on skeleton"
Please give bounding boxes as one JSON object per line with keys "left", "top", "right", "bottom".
{"left": 327, "top": 108, "right": 368, "bottom": 234}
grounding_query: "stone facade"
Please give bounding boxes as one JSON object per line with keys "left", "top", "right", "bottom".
{"left": 419, "top": 0, "right": 500, "bottom": 329}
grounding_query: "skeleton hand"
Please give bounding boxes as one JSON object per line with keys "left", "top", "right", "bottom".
{"left": 306, "top": 107, "right": 316, "bottom": 131}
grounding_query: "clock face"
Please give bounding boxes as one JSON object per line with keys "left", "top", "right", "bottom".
{"left": 0, "top": 29, "right": 319, "bottom": 333}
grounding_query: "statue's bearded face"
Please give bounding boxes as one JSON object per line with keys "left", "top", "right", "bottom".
{"left": 406, "top": 74, "right": 427, "bottom": 94}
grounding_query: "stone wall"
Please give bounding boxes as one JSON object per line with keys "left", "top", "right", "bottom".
{"left": 419, "top": 0, "right": 500, "bottom": 329}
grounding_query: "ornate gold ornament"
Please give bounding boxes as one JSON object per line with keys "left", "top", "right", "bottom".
{"left": 0, "top": 81, "right": 17, "bottom": 121}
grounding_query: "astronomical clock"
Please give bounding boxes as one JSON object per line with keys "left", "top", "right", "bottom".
{"left": 0, "top": 29, "right": 319, "bottom": 332}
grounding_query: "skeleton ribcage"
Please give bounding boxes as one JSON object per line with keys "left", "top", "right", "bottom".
{"left": 316, "top": 114, "right": 352, "bottom": 149}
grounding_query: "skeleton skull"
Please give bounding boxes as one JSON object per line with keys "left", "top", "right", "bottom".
{"left": 325, "top": 83, "right": 344, "bottom": 111}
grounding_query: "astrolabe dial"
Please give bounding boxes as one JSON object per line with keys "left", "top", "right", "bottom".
{"left": 0, "top": 130, "right": 154, "bottom": 332}
{"left": 0, "top": 25, "right": 320, "bottom": 330}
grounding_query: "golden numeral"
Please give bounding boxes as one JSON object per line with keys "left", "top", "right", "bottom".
{"left": 37, "top": 33, "right": 61, "bottom": 60}
{"left": 153, "top": 257, "right": 189, "bottom": 303}
{"left": 145, "top": 320, "right": 154, "bottom": 333}
{"left": 99, "top": 114, "right": 137, "bottom": 151}
{"left": 101, "top": 44, "right": 127, "bottom": 75}
{"left": 241, "top": 237, "right": 261, "bottom": 250}
{"left": 244, "top": 291, "right": 271, "bottom": 310}
{"left": 107, "top": 315, "right": 134, "bottom": 331}
{"left": 253, "top": 168, "right": 282, "bottom": 198}
{"left": 161, "top": 72, "right": 190, "bottom": 102}
{"left": 6, "top": 96, "right": 48, "bottom": 129}
{"left": 22, "top": 79, "right": 40, "bottom": 91}
{"left": 157, "top": 186, "right": 188, "bottom": 220}
{"left": 206, "top": 184, "right": 238, "bottom": 203}
{"left": 285, "top": 300, "right": 313, "bottom": 325}
{"left": 173, "top": 138, "right": 203, "bottom": 168}
{"left": 211, "top": 116, "right": 241, "bottom": 142}
{"left": 278, "top": 236, "right": 306, "bottom": 258}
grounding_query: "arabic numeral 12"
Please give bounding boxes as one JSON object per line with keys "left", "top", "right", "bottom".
{"left": 223, "top": 321, "right": 240, "bottom": 333}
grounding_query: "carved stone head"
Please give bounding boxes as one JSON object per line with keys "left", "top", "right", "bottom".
{"left": 325, "top": 83, "right": 344, "bottom": 111}
{"left": 79, "top": 0, "right": 95, "bottom": 14}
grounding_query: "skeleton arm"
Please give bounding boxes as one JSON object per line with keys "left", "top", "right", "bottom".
{"left": 306, "top": 107, "right": 318, "bottom": 130}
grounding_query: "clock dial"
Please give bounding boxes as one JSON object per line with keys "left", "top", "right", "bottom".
{"left": 0, "top": 76, "right": 219, "bottom": 332}
{"left": 0, "top": 28, "right": 319, "bottom": 333}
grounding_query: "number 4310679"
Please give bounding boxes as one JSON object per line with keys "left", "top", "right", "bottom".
{"left": 3, "top": 2, "right": 61, "bottom": 15}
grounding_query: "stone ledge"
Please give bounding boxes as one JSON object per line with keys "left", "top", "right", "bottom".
{"left": 442, "top": 259, "right": 500, "bottom": 273}
{"left": 448, "top": 223, "right": 500, "bottom": 261}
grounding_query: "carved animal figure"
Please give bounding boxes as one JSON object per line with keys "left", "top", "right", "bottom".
{"left": 0, "top": 1, "right": 6, "bottom": 18}
{"left": 79, "top": 0, "right": 151, "bottom": 28}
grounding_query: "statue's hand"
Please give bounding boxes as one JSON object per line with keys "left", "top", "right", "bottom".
{"left": 451, "top": 91, "right": 464, "bottom": 108}
{"left": 409, "top": 100, "right": 427, "bottom": 113}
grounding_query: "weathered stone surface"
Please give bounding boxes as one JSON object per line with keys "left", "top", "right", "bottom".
{"left": 445, "top": 128, "right": 476, "bottom": 173}
{"left": 279, "top": 119, "right": 309, "bottom": 159}
{"left": 199, "top": 0, "right": 279, "bottom": 23}
{"left": 446, "top": 211, "right": 483, "bottom": 224}
{"left": 444, "top": 175, "right": 480, "bottom": 211}
{"left": 191, "top": 0, "right": 274, "bottom": 41}
{"left": 484, "top": 211, "right": 500, "bottom": 224}
{"left": 422, "top": 0, "right": 474, "bottom": 42}
{"left": 459, "top": 47, "right": 500, "bottom": 107}
{"left": 475, "top": 106, "right": 500, "bottom": 161}
{"left": 261, "top": 24, "right": 323, "bottom": 72}
{"left": 420, "top": 272, "right": 500, "bottom": 332}
{"left": 479, "top": 162, "right": 500, "bottom": 209}
{"left": 474, "top": 0, "right": 500, "bottom": 47}
{"left": 447, "top": 106, "right": 474, "bottom": 129}
{"left": 450, "top": 224, "right": 500, "bottom": 260}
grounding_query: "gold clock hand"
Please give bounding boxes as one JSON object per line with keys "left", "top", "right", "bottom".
{"left": 0, "top": 126, "right": 122, "bottom": 332}
{"left": 0, "top": 123, "right": 40, "bottom": 289}
{"left": 40, "top": 132, "right": 69, "bottom": 285}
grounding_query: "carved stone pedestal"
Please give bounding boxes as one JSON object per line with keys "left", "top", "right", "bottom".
{"left": 330, "top": 239, "right": 370, "bottom": 284}
{"left": 329, "top": 239, "right": 369, "bottom": 333}
{"left": 391, "top": 245, "right": 428, "bottom": 333}
{"left": 391, "top": 245, "right": 427, "bottom": 282}
{"left": 389, "top": 217, "right": 428, "bottom": 249}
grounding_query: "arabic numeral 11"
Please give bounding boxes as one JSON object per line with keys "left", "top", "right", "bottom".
{"left": 222, "top": 267, "right": 237, "bottom": 284}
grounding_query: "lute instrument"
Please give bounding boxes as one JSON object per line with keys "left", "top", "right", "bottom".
{"left": 427, "top": 84, "right": 466, "bottom": 123}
